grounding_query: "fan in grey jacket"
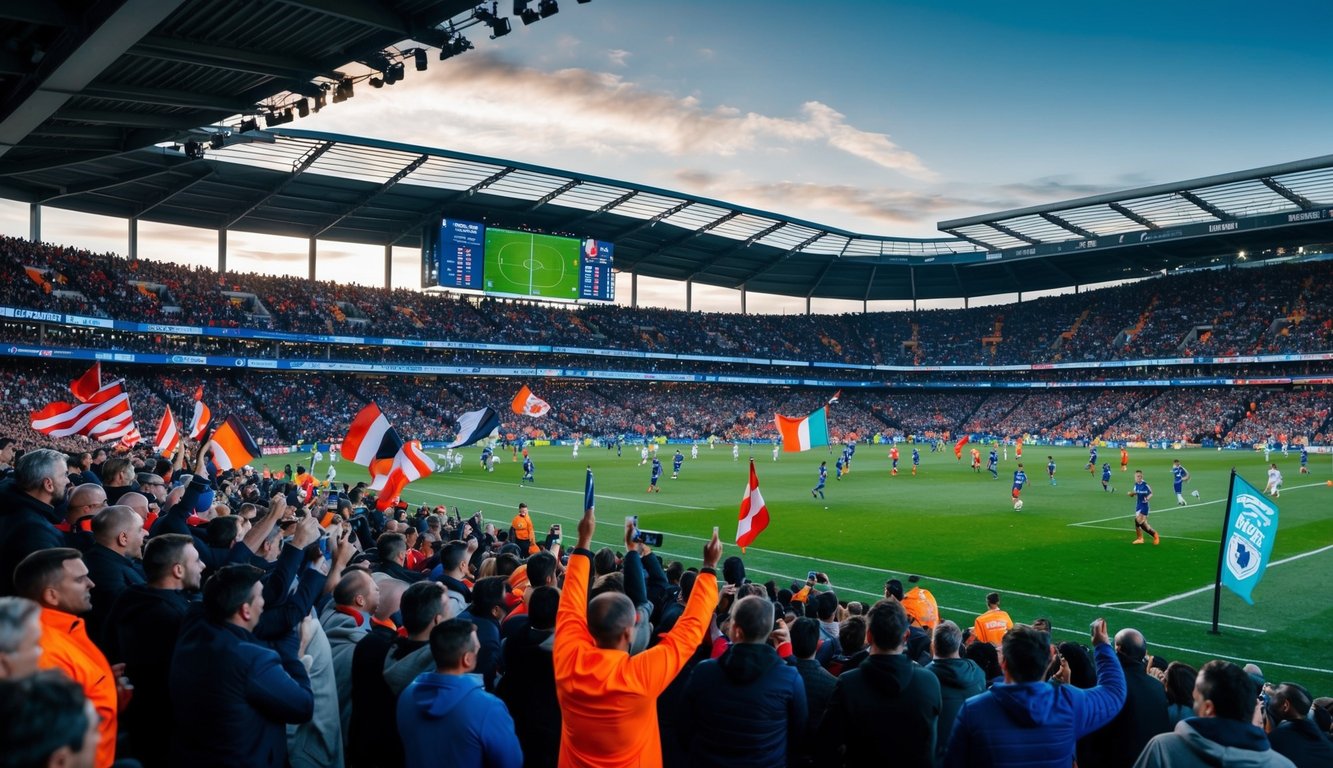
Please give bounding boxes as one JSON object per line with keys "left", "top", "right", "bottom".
{"left": 1132, "top": 660, "right": 1295, "bottom": 768}
{"left": 925, "top": 620, "right": 986, "bottom": 764}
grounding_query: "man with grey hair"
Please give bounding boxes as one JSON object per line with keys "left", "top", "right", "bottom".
{"left": 84, "top": 504, "right": 147, "bottom": 645}
{"left": 683, "top": 595, "right": 806, "bottom": 767}
{"left": 926, "top": 620, "right": 985, "bottom": 765}
{"left": 0, "top": 595, "right": 43, "bottom": 679}
{"left": 0, "top": 448, "right": 70, "bottom": 596}
{"left": 1078, "top": 628, "right": 1170, "bottom": 768}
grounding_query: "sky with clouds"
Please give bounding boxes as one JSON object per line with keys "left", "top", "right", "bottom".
{"left": 4, "top": 0, "right": 1332, "bottom": 313}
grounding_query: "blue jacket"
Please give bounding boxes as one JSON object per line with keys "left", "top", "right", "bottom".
{"left": 682, "top": 642, "right": 807, "bottom": 768}
{"left": 169, "top": 611, "right": 314, "bottom": 768}
{"left": 943, "top": 642, "right": 1126, "bottom": 768}
{"left": 397, "top": 672, "right": 523, "bottom": 768}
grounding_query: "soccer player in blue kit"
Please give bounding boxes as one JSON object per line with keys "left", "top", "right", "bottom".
{"left": 1300, "top": 442, "right": 1309, "bottom": 474}
{"left": 521, "top": 455, "right": 535, "bottom": 485}
{"left": 911, "top": 447, "right": 920, "bottom": 476}
{"left": 672, "top": 449, "right": 684, "bottom": 479}
{"left": 1087, "top": 445, "right": 1098, "bottom": 473}
{"left": 987, "top": 448, "right": 998, "bottom": 479}
{"left": 1012, "top": 463, "right": 1027, "bottom": 505}
{"left": 812, "top": 461, "right": 827, "bottom": 500}
{"left": 835, "top": 454, "right": 845, "bottom": 480}
{"left": 1128, "top": 469, "right": 1159, "bottom": 545}
{"left": 1101, "top": 462, "right": 1113, "bottom": 492}
{"left": 648, "top": 457, "right": 662, "bottom": 493}
{"left": 1047, "top": 456, "right": 1057, "bottom": 486}
{"left": 1171, "top": 459, "right": 1190, "bottom": 506}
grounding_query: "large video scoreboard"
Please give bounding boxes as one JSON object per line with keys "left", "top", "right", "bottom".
{"left": 423, "top": 218, "right": 614, "bottom": 302}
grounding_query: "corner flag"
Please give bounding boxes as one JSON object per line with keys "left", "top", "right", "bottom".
{"left": 1214, "top": 471, "right": 1279, "bottom": 608}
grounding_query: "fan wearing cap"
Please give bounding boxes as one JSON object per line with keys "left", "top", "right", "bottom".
{"left": 510, "top": 504, "right": 535, "bottom": 556}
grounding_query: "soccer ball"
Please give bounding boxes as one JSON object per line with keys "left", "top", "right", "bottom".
{"left": 1013, "top": 499, "right": 1024, "bottom": 511}
{"left": 1191, "top": 490, "right": 1200, "bottom": 498}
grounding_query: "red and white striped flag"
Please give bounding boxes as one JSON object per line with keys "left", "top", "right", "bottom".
{"left": 343, "top": 402, "right": 402, "bottom": 467}
{"left": 189, "top": 385, "right": 211, "bottom": 441}
{"left": 371, "top": 440, "right": 436, "bottom": 510}
{"left": 154, "top": 407, "right": 180, "bottom": 456}
{"left": 115, "top": 424, "right": 143, "bottom": 449}
{"left": 736, "top": 458, "right": 769, "bottom": 553}
{"left": 31, "top": 380, "right": 134, "bottom": 440}
{"left": 206, "top": 415, "right": 260, "bottom": 471}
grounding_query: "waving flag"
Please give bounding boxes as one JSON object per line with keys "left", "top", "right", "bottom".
{"left": 31, "top": 380, "right": 134, "bottom": 440}
{"left": 70, "top": 363, "right": 102, "bottom": 403}
{"left": 511, "top": 385, "right": 551, "bottom": 417}
{"left": 774, "top": 407, "right": 829, "bottom": 453}
{"left": 154, "top": 407, "right": 180, "bottom": 456}
{"left": 114, "top": 424, "right": 142, "bottom": 449}
{"left": 584, "top": 467, "right": 595, "bottom": 512}
{"left": 1218, "top": 472, "right": 1280, "bottom": 606}
{"left": 342, "top": 402, "right": 403, "bottom": 470}
{"left": 206, "top": 416, "right": 260, "bottom": 471}
{"left": 736, "top": 459, "right": 769, "bottom": 552}
{"left": 448, "top": 407, "right": 501, "bottom": 448}
{"left": 189, "top": 386, "right": 211, "bottom": 441}
{"left": 371, "top": 440, "right": 436, "bottom": 510}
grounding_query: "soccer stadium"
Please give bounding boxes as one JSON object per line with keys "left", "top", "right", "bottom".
{"left": 1, "top": 2, "right": 1331, "bottom": 767}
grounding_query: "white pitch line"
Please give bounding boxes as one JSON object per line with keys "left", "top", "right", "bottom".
{"left": 1137, "top": 542, "right": 1333, "bottom": 611}
{"left": 431, "top": 475, "right": 711, "bottom": 511}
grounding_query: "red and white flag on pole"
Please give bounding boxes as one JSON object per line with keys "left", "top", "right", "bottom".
{"left": 70, "top": 363, "right": 102, "bottom": 403}
{"left": 736, "top": 458, "right": 769, "bottom": 553}
{"left": 189, "top": 385, "right": 211, "bottom": 441}
{"left": 154, "top": 407, "right": 180, "bottom": 456}
{"left": 114, "top": 424, "right": 143, "bottom": 449}
{"left": 511, "top": 385, "right": 551, "bottom": 417}
{"left": 370, "top": 440, "right": 437, "bottom": 510}
{"left": 30, "top": 380, "right": 134, "bottom": 440}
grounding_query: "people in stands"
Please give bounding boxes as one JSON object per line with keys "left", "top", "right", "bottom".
{"left": 14, "top": 547, "right": 121, "bottom": 768}
{"left": 0, "top": 448, "right": 69, "bottom": 596}
{"left": 944, "top": 619, "right": 1126, "bottom": 768}
{"left": 0, "top": 671, "right": 101, "bottom": 768}
{"left": 1078, "top": 628, "right": 1172, "bottom": 768}
{"left": 817, "top": 598, "right": 942, "bottom": 767}
{"left": 61, "top": 482, "right": 106, "bottom": 551}
{"left": 372, "top": 531, "right": 425, "bottom": 583}
{"left": 397, "top": 618, "right": 523, "bottom": 768}
{"left": 321, "top": 569, "right": 380, "bottom": 742}
{"left": 970, "top": 591, "right": 1013, "bottom": 648}
{"left": 82, "top": 505, "right": 146, "bottom": 645}
{"left": 496, "top": 585, "right": 562, "bottom": 768}
{"left": 101, "top": 533, "right": 201, "bottom": 768}
{"left": 683, "top": 594, "right": 807, "bottom": 768}
{"left": 554, "top": 504, "right": 721, "bottom": 767}
{"left": 788, "top": 615, "right": 838, "bottom": 762}
{"left": 169, "top": 564, "right": 314, "bottom": 768}
{"left": 0, "top": 595, "right": 43, "bottom": 680}
{"left": 1133, "top": 660, "right": 1295, "bottom": 767}
{"left": 457, "top": 575, "right": 508, "bottom": 691}
{"left": 926, "top": 620, "right": 986, "bottom": 766}
{"left": 1264, "top": 682, "right": 1333, "bottom": 767}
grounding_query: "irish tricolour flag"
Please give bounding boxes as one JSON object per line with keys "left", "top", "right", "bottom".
{"left": 774, "top": 407, "right": 830, "bottom": 453}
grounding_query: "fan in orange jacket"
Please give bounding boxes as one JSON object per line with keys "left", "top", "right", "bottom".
{"left": 554, "top": 510, "right": 721, "bottom": 768}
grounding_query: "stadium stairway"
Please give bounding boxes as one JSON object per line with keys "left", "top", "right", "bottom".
{"left": 232, "top": 378, "right": 298, "bottom": 444}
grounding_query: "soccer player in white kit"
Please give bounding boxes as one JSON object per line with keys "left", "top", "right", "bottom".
{"left": 732, "top": 443, "right": 740, "bottom": 462}
{"left": 691, "top": 443, "right": 699, "bottom": 459}
{"left": 1265, "top": 463, "right": 1282, "bottom": 498}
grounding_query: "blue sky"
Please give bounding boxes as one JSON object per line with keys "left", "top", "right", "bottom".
{"left": 4, "top": 0, "right": 1331, "bottom": 312}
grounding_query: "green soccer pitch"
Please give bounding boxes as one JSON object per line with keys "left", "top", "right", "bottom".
{"left": 286, "top": 444, "right": 1333, "bottom": 692}
{"left": 482, "top": 228, "right": 580, "bottom": 299}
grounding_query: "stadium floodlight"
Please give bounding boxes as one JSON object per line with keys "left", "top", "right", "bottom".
{"left": 539, "top": 0, "right": 559, "bottom": 17}
{"left": 296, "top": 98, "right": 309, "bottom": 118}
{"left": 388, "top": 62, "right": 405, "bottom": 83}
{"left": 237, "top": 117, "right": 258, "bottom": 133}
{"left": 576, "top": 0, "right": 589, "bottom": 4}
{"left": 264, "top": 108, "right": 293, "bottom": 127}
{"left": 312, "top": 92, "right": 325, "bottom": 112}
{"left": 474, "top": 4, "right": 496, "bottom": 21}
{"left": 414, "top": 48, "right": 428, "bottom": 71}
{"left": 369, "top": 76, "right": 384, "bottom": 88}
{"left": 490, "top": 16, "right": 512, "bottom": 36}
{"left": 332, "top": 78, "right": 354, "bottom": 103}
{"left": 440, "top": 35, "right": 473, "bottom": 59}
{"left": 209, "top": 133, "right": 226, "bottom": 150}
{"left": 515, "top": 1, "right": 540, "bottom": 24}
{"left": 182, "top": 141, "right": 206, "bottom": 160}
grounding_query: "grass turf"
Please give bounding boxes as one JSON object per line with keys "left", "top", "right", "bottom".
{"left": 284, "top": 443, "right": 1333, "bottom": 692}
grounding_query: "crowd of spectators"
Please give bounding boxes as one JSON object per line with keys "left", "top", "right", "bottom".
{"left": 5, "top": 236, "right": 1333, "bottom": 370}
{"left": 2, "top": 438, "right": 1330, "bottom": 768}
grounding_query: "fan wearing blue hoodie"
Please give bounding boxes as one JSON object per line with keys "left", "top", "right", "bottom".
{"left": 397, "top": 618, "right": 523, "bottom": 768}
{"left": 943, "top": 619, "right": 1126, "bottom": 768}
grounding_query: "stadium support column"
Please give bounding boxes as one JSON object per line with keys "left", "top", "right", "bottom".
{"left": 128, "top": 218, "right": 138, "bottom": 261}
{"left": 384, "top": 244, "right": 392, "bottom": 289}
{"left": 686, "top": 279, "right": 692, "bottom": 312}
{"left": 805, "top": 295, "right": 811, "bottom": 315}
{"left": 631, "top": 271, "right": 638, "bottom": 308}
{"left": 308, "top": 238, "right": 316, "bottom": 281}
{"left": 218, "top": 228, "right": 227, "bottom": 274}
{"left": 28, "top": 203, "right": 40, "bottom": 242}
{"left": 741, "top": 285, "right": 747, "bottom": 315}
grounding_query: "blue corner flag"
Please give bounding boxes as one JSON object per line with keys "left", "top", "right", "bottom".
{"left": 584, "top": 467, "right": 595, "bottom": 512}
{"left": 1220, "top": 473, "right": 1279, "bottom": 605}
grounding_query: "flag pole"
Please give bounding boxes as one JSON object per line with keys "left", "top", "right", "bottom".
{"left": 1209, "top": 468, "right": 1238, "bottom": 635}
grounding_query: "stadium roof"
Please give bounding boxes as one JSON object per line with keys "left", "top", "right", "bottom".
{"left": 0, "top": 0, "right": 479, "bottom": 175}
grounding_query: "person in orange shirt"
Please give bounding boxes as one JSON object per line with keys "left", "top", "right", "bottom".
{"left": 970, "top": 448, "right": 982, "bottom": 473}
{"left": 15, "top": 548, "right": 123, "bottom": 768}
{"left": 1120, "top": 447, "right": 1130, "bottom": 472}
{"left": 900, "top": 577, "right": 939, "bottom": 633}
{"left": 554, "top": 507, "right": 721, "bottom": 768}
{"left": 969, "top": 592, "right": 1013, "bottom": 649}
{"left": 510, "top": 503, "right": 535, "bottom": 555}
